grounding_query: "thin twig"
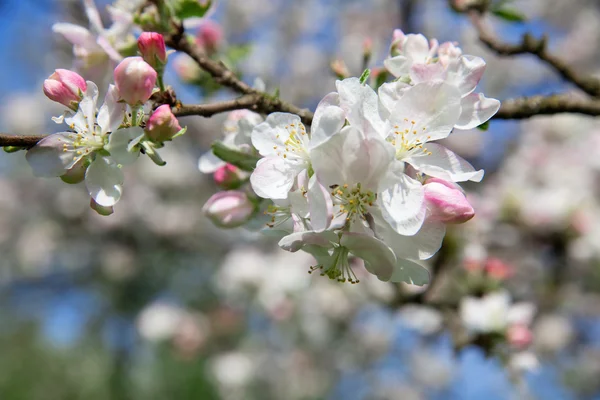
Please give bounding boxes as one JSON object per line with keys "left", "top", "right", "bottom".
{"left": 165, "top": 28, "right": 314, "bottom": 125}
{"left": 493, "top": 94, "right": 600, "bottom": 119}
{"left": 469, "top": 11, "right": 600, "bottom": 97}
{"left": 0, "top": 96, "right": 273, "bottom": 148}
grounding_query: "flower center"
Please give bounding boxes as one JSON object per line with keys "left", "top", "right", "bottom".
{"left": 308, "top": 246, "right": 359, "bottom": 284}
{"left": 331, "top": 183, "right": 376, "bottom": 223}
{"left": 278, "top": 123, "right": 309, "bottom": 161}
{"left": 264, "top": 204, "right": 291, "bottom": 228}
{"left": 390, "top": 119, "right": 432, "bottom": 159}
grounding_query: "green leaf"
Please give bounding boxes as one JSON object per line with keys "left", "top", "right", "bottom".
{"left": 212, "top": 142, "right": 260, "bottom": 171}
{"left": 477, "top": 121, "right": 490, "bottom": 131}
{"left": 359, "top": 69, "right": 371, "bottom": 85}
{"left": 171, "top": 0, "right": 213, "bottom": 20}
{"left": 491, "top": 7, "right": 527, "bottom": 22}
{"left": 3, "top": 146, "right": 26, "bottom": 153}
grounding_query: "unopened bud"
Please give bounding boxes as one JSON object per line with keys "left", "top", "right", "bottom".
{"left": 114, "top": 57, "right": 157, "bottom": 105}
{"left": 507, "top": 324, "right": 533, "bottom": 349}
{"left": 214, "top": 164, "right": 244, "bottom": 189}
{"left": 485, "top": 257, "right": 514, "bottom": 281}
{"left": 390, "top": 29, "right": 406, "bottom": 56}
{"left": 203, "top": 191, "right": 255, "bottom": 228}
{"left": 138, "top": 32, "right": 167, "bottom": 71}
{"left": 145, "top": 105, "right": 182, "bottom": 142}
{"left": 424, "top": 178, "right": 475, "bottom": 224}
{"left": 330, "top": 59, "right": 350, "bottom": 79}
{"left": 43, "top": 69, "right": 87, "bottom": 110}
{"left": 195, "top": 20, "right": 223, "bottom": 54}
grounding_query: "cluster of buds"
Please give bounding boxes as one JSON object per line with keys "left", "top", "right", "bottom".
{"left": 29, "top": 32, "right": 184, "bottom": 215}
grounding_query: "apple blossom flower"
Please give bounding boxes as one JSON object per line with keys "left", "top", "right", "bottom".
{"left": 43, "top": 69, "right": 87, "bottom": 110}
{"left": 138, "top": 32, "right": 168, "bottom": 71}
{"left": 249, "top": 97, "right": 345, "bottom": 200}
{"left": 203, "top": 191, "right": 256, "bottom": 228}
{"left": 114, "top": 57, "right": 157, "bottom": 106}
{"left": 383, "top": 29, "right": 500, "bottom": 130}
{"left": 26, "top": 81, "right": 144, "bottom": 208}
{"left": 52, "top": 0, "right": 136, "bottom": 79}
{"left": 145, "top": 104, "right": 183, "bottom": 143}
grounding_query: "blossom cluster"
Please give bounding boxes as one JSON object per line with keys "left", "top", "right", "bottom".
{"left": 27, "top": 32, "right": 184, "bottom": 215}
{"left": 202, "top": 29, "right": 500, "bottom": 285}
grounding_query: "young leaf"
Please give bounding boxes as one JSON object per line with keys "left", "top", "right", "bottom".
{"left": 212, "top": 142, "right": 260, "bottom": 171}
{"left": 492, "top": 7, "right": 527, "bottom": 22}
{"left": 171, "top": 0, "right": 213, "bottom": 20}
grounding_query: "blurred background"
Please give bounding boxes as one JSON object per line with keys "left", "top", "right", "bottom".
{"left": 1, "top": 0, "right": 600, "bottom": 399}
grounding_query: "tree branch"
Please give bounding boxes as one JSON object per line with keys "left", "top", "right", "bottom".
{"left": 468, "top": 11, "right": 600, "bottom": 98}
{"left": 164, "top": 28, "right": 314, "bottom": 125}
{"left": 493, "top": 94, "right": 600, "bottom": 119}
{"left": 0, "top": 134, "right": 47, "bottom": 149}
{"left": 0, "top": 95, "right": 282, "bottom": 148}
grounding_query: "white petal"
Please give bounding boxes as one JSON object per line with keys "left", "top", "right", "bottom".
{"left": 97, "top": 84, "right": 125, "bottom": 135}
{"left": 408, "top": 143, "right": 484, "bottom": 182}
{"left": 85, "top": 157, "right": 124, "bottom": 207}
{"left": 82, "top": 0, "right": 105, "bottom": 34}
{"left": 445, "top": 55, "right": 486, "bottom": 97}
{"left": 383, "top": 55, "right": 412, "bottom": 77}
{"left": 251, "top": 113, "right": 302, "bottom": 157}
{"left": 309, "top": 93, "right": 345, "bottom": 149}
{"left": 198, "top": 151, "right": 225, "bottom": 173}
{"left": 80, "top": 81, "right": 99, "bottom": 129}
{"left": 375, "top": 213, "right": 446, "bottom": 260}
{"left": 105, "top": 127, "right": 143, "bottom": 165}
{"left": 307, "top": 175, "right": 333, "bottom": 232}
{"left": 409, "top": 62, "right": 446, "bottom": 84}
{"left": 311, "top": 126, "right": 393, "bottom": 190}
{"left": 341, "top": 233, "right": 397, "bottom": 282}
{"left": 403, "top": 34, "right": 430, "bottom": 62}
{"left": 26, "top": 134, "right": 77, "bottom": 177}
{"left": 52, "top": 23, "right": 98, "bottom": 49}
{"left": 278, "top": 230, "right": 337, "bottom": 252}
{"left": 455, "top": 93, "right": 501, "bottom": 130}
{"left": 96, "top": 35, "right": 124, "bottom": 63}
{"left": 335, "top": 78, "right": 385, "bottom": 137}
{"left": 389, "top": 81, "right": 461, "bottom": 142}
{"left": 378, "top": 81, "right": 410, "bottom": 118}
{"left": 378, "top": 174, "right": 426, "bottom": 236}
{"left": 390, "top": 259, "right": 430, "bottom": 285}
{"left": 250, "top": 156, "right": 303, "bottom": 199}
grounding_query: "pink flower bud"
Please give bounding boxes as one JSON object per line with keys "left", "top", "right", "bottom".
{"left": 214, "top": 164, "right": 243, "bottom": 189}
{"left": 145, "top": 104, "right": 182, "bottom": 142}
{"left": 507, "top": 324, "right": 533, "bottom": 349}
{"left": 363, "top": 37, "right": 373, "bottom": 57}
{"left": 203, "top": 191, "right": 255, "bottom": 228}
{"left": 114, "top": 57, "right": 157, "bottom": 105}
{"left": 391, "top": 29, "right": 406, "bottom": 55}
{"left": 485, "top": 257, "right": 514, "bottom": 281}
{"left": 195, "top": 20, "right": 223, "bottom": 53}
{"left": 138, "top": 32, "right": 167, "bottom": 70}
{"left": 330, "top": 59, "right": 350, "bottom": 79}
{"left": 43, "top": 69, "right": 87, "bottom": 110}
{"left": 424, "top": 178, "right": 475, "bottom": 224}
